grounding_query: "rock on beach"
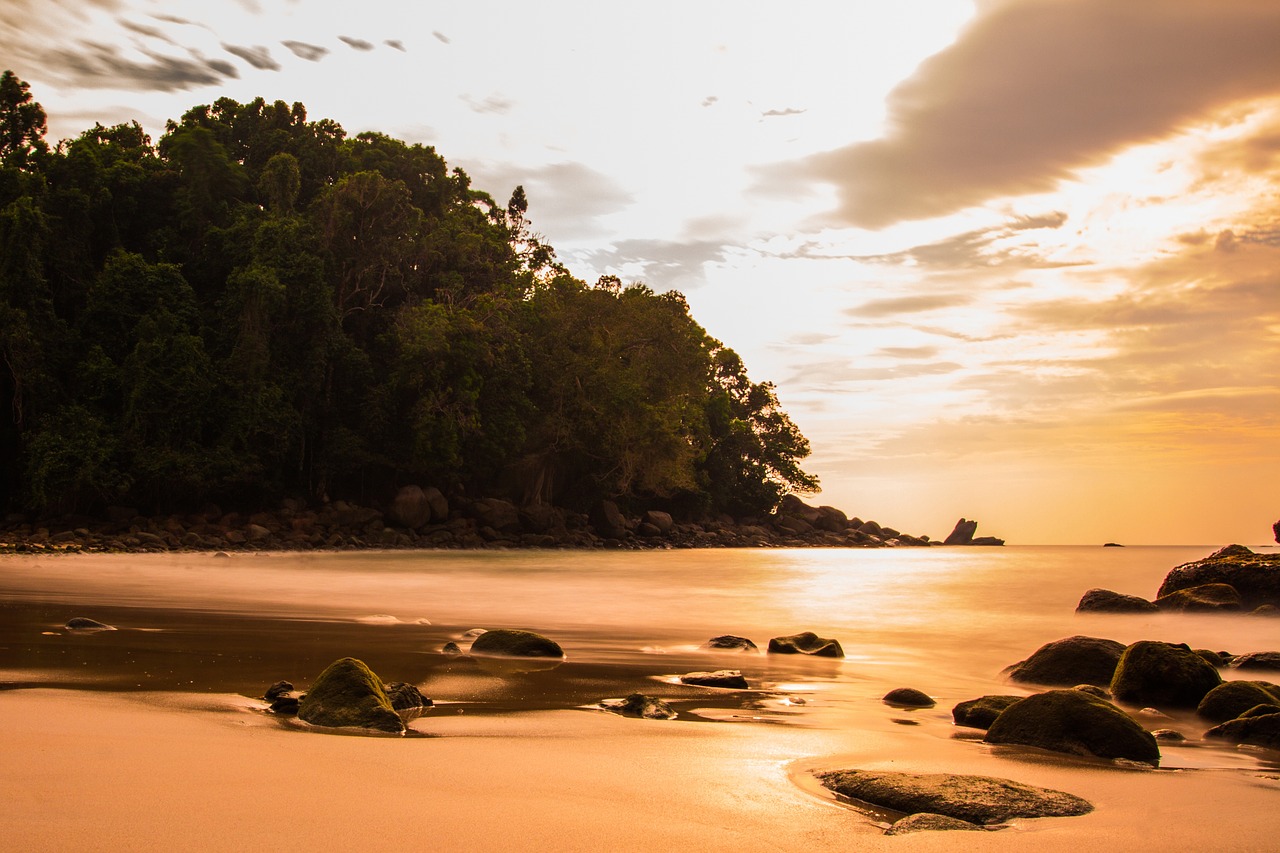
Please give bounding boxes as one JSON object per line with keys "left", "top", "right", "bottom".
{"left": 984, "top": 688, "right": 1160, "bottom": 765}
{"left": 297, "top": 657, "right": 406, "bottom": 735}
{"left": 767, "top": 631, "right": 844, "bottom": 657}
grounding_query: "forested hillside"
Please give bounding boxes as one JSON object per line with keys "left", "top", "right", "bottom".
{"left": 0, "top": 71, "right": 817, "bottom": 520}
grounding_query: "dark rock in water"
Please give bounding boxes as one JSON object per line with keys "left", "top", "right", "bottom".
{"left": 1152, "top": 729, "right": 1186, "bottom": 741}
{"left": 297, "top": 658, "right": 405, "bottom": 735}
{"left": 679, "top": 670, "right": 749, "bottom": 689}
{"left": 1006, "top": 636, "right": 1126, "bottom": 687}
{"left": 65, "top": 617, "right": 115, "bottom": 631}
{"left": 1274, "top": 519, "right": 1279, "bottom": 545}
{"left": 1197, "top": 681, "right": 1280, "bottom": 723}
{"left": 1104, "top": 543, "right": 1124, "bottom": 547}
{"left": 817, "top": 769, "right": 1093, "bottom": 825}
{"left": 441, "top": 641, "right": 463, "bottom": 656}
{"left": 953, "top": 695, "right": 1023, "bottom": 730}
{"left": 1231, "top": 652, "right": 1280, "bottom": 671}
{"left": 1240, "top": 703, "right": 1280, "bottom": 718}
{"left": 1205, "top": 711, "right": 1280, "bottom": 750}
{"left": 264, "top": 680, "right": 293, "bottom": 700}
{"left": 1157, "top": 545, "right": 1280, "bottom": 609}
{"left": 600, "top": 693, "right": 676, "bottom": 720}
{"left": 701, "top": 635, "right": 758, "bottom": 653}
{"left": 943, "top": 518, "right": 978, "bottom": 545}
{"left": 1073, "top": 684, "right": 1111, "bottom": 699}
{"left": 469, "top": 628, "right": 564, "bottom": 658}
{"left": 1110, "top": 641, "right": 1222, "bottom": 709}
{"left": 1194, "top": 649, "right": 1228, "bottom": 667}
{"left": 767, "top": 631, "right": 844, "bottom": 657}
{"left": 970, "top": 536, "right": 1005, "bottom": 546}
{"left": 1076, "top": 588, "right": 1158, "bottom": 614}
{"left": 985, "top": 689, "right": 1160, "bottom": 764}
{"left": 1155, "top": 583, "right": 1242, "bottom": 613}
{"left": 384, "top": 681, "right": 432, "bottom": 717}
{"left": 884, "top": 813, "right": 985, "bottom": 835}
{"left": 883, "top": 687, "right": 936, "bottom": 708}
{"left": 269, "top": 695, "right": 301, "bottom": 715}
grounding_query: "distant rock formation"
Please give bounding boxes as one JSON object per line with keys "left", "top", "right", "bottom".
{"left": 1274, "top": 518, "right": 1279, "bottom": 544}
{"left": 943, "top": 518, "right": 1004, "bottom": 546}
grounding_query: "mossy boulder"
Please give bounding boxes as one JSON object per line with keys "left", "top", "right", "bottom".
{"left": 984, "top": 689, "right": 1160, "bottom": 764}
{"left": 1157, "top": 546, "right": 1280, "bottom": 608}
{"left": 1197, "top": 681, "right": 1280, "bottom": 723}
{"left": 1110, "top": 641, "right": 1222, "bottom": 709}
{"left": 297, "top": 657, "right": 405, "bottom": 734}
{"left": 952, "top": 695, "right": 1024, "bottom": 730}
{"left": 767, "top": 631, "right": 844, "bottom": 657}
{"left": 883, "top": 687, "right": 936, "bottom": 708}
{"left": 1205, "top": 711, "right": 1280, "bottom": 750}
{"left": 1154, "top": 583, "right": 1242, "bottom": 612}
{"left": 1005, "top": 636, "right": 1125, "bottom": 687}
{"left": 1076, "top": 589, "right": 1157, "bottom": 614}
{"left": 1231, "top": 652, "right": 1280, "bottom": 671}
{"left": 468, "top": 628, "right": 564, "bottom": 658}
{"left": 817, "top": 770, "right": 1093, "bottom": 825}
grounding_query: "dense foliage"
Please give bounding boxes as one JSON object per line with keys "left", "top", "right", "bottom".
{"left": 0, "top": 72, "right": 817, "bottom": 518}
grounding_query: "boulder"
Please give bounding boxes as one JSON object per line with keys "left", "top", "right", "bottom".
{"left": 1076, "top": 588, "right": 1158, "bottom": 614}
{"left": 1205, "top": 711, "right": 1280, "bottom": 750}
{"left": 642, "top": 510, "right": 674, "bottom": 534}
{"left": 264, "top": 680, "right": 293, "bottom": 700}
{"left": 600, "top": 693, "right": 677, "bottom": 720}
{"left": 679, "top": 670, "right": 749, "bottom": 689}
{"left": 767, "top": 631, "right": 844, "bottom": 657}
{"left": 1005, "top": 636, "right": 1126, "bottom": 687}
{"left": 984, "top": 689, "right": 1160, "bottom": 764}
{"left": 952, "top": 695, "right": 1023, "bottom": 730}
{"left": 384, "top": 681, "right": 432, "bottom": 719}
{"left": 469, "top": 628, "right": 564, "bottom": 658}
{"left": 943, "top": 518, "right": 977, "bottom": 545}
{"left": 884, "top": 814, "right": 985, "bottom": 836}
{"left": 813, "top": 505, "right": 850, "bottom": 533}
{"left": 590, "top": 500, "right": 629, "bottom": 539}
{"left": 1157, "top": 545, "right": 1280, "bottom": 608}
{"left": 816, "top": 770, "right": 1093, "bottom": 825}
{"left": 297, "top": 658, "right": 405, "bottom": 734}
{"left": 883, "top": 687, "right": 936, "bottom": 708}
{"left": 1197, "top": 681, "right": 1280, "bottom": 723}
{"left": 65, "top": 617, "right": 115, "bottom": 631}
{"left": 1154, "top": 583, "right": 1242, "bottom": 613}
{"left": 470, "top": 498, "right": 522, "bottom": 534}
{"left": 1073, "top": 684, "right": 1111, "bottom": 699}
{"left": 970, "top": 536, "right": 1006, "bottom": 547}
{"left": 387, "top": 485, "right": 433, "bottom": 529}
{"left": 701, "top": 635, "right": 758, "bottom": 653}
{"left": 1231, "top": 652, "right": 1280, "bottom": 671}
{"left": 441, "top": 641, "right": 463, "bottom": 656}
{"left": 1110, "top": 641, "right": 1222, "bottom": 709}
{"left": 777, "top": 494, "right": 824, "bottom": 526}
{"left": 268, "top": 695, "right": 301, "bottom": 715}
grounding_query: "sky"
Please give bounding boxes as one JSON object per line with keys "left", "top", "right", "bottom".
{"left": 3, "top": 0, "right": 1279, "bottom": 545}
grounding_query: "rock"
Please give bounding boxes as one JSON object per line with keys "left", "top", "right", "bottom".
{"left": 1110, "top": 641, "right": 1222, "bottom": 709}
{"left": 1152, "top": 729, "right": 1186, "bottom": 741}
{"left": 883, "top": 687, "right": 936, "bottom": 708}
{"left": 387, "top": 485, "right": 433, "bottom": 529}
{"left": 1205, "top": 711, "right": 1280, "bottom": 750}
{"left": 1104, "top": 542, "right": 1124, "bottom": 547}
{"left": 1274, "top": 519, "right": 1280, "bottom": 544}
{"left": 589, "top": 500, "right": 629, "bottom": 539}
{"left": 245, "top": 523, "right": 272, "bottom": 543}
{"left": 767, "top": 631, "right": 844, "bottom": 657}
{"left": 268, "top": 695, "right": 301, "bottom": 715}
{"left": 441, "top": 641, "right": 463, "bottom": 656}
{"left": 985, "top": 689, "right": 1160, "bottom": 764}
{"left": 642, "top": 510, "right": 674, "bottom": 534}
{"left": 813, "top": 505, "right": 849, "bottom": 533}
{"left": 1155, "top": 583, "right": 1243, "bottom": 612}
{"left": 1231, "top": 652, "right": 1280, "bottom": 671}
{"left": 264, "top": 680, "right": 293, "bottom": 700}
{"left": 384, "top": 681, "right": 432, "bottom": 719}
{"left": 952, "top": 695, "right": 1023, "bottom": 730}
{"left": 1076, "top": 588, "right": 1158, "bottom": 614}
{"left": 470, "top": 498, "right": 522, "bottom": 534}
{"left": 970, "top": 536, "right": 1006, "bottom": 546}
{"left": 679, "top": 670, "right": 749, "bottom": 689}
{"left": 701, "top": 635, "right": 758, "bottom": 653}
{"left": 600, "top": 693, "right": 677, "bottom": 720}
{"left": 1194, "top": 649, "right": 1228, "bottom": 667}
{"left": 297, "top": 658, "right": 405, "bottom": 734}
{"left": 1005, "top": 636, "right": 1126, "bottom": 687}
{"left": 1197, "top": 681, "right": 1280, "bottom": 723}
{"left": 469, "top": 628, "right": 564, "bottom": 658}
{"left": 64, "top": 617, "right": 115, "bottom": 631}
{"left": 1157, "top": 545, "right": 1280, "bottom": 608}
{"left": 1073, "top": 684, "right": 1111, "bottom": 699}
{"left": 817, "top": 770, "right": 1093, "bottom": 825}
{"left": 1249, "top": 605, "right": 1280, "bottom": 617}
{"left": 943, "top": 518, "right": 977, "bottom": 545}
{"left": 884, "top": 813, "right": 986, "bottom": 835}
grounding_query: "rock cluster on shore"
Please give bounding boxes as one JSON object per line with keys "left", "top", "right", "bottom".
{"left": 1076, "top": 544, "right": 1280, "bottom": 616}
{"left": 0, "top": 489, "right": 1000, "bottom": 554}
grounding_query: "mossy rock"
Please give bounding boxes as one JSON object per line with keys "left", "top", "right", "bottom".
{"left": 1205, "top": 711, "right": 1280, "bottom": 750}
{"left": 1157, "top": 546, "right": 1280, "bottom": 608}
{"left": 1076, "top": 589, "right": 1157, "bottom": 614}
{"left": 884, "top": 813, "right": 985, "bottom": 835}
{"left": 953, "top": 695, "right": 1023, "bottom": 730}
{"left": 1231, "top": 652, "right": 1280, "bottom": 671}
{"left": 297, "top": 657, "right": 405, "bottom": 734}
{"left": 679, "top": 670, "right": 749, "bottom": 689}
{"left": 767, "top": 631, "right": 844, "bottom": 657}
{"left": 600, "top": 693, "right": 677, "bottom": 719}
{"left": 701, "top": 635, "right": 758, "bottom": 652}
{"left": 1005, "top": 636, "right": 1125, "bottom": 687}
{"left": 818, "top": 769, "right": 1093, "bottom": 825}
{"left": 1110, "top": 641, "right": 1222, "bottom": 709}
{"left": 883, "top": 687, "right": 936, "bottom": 708}
{"left": 1196, "top": 681, "right": 1280, "bottom": 723}
{"left": 1155, "top": 583, "right": 1242, "bottom": 612}
{"left": 469, "top": 628, "right": 564, "bottom": 658}
{"left": 985, "top": 689, "right": 1160, "bottom": 764}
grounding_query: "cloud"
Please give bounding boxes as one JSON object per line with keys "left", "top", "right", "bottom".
{"left": 469, "top": 161, "right": 634, "bottom": 241}
{"left": 432, "top": 31, "right": 451, "bottom": 44}
{"left": 786, "top": 359, "right": 963, "bottom": 388}
{"left": 702, "top": 95, "right": 719, "bottom": 108}
{"left": 877, "top": 346, "right": 941, "bottom": 360}
{"left": 460, "top": 93, "right": 514, "bottom": 115}
{"left": 44, "top": 41, "right": 239, "bottom": 91}
{"left": 846, "top": 293, "right": 974, "bottom": 318}
{"left": 384, "top": 39, "right": 405, "bottom": 52}
{"left": 584, "top": 238, "right": 730, "bottom": 289}
{"left": 223, "top": 43, "right": 280, "bottom": 71}
{"left": 338, "top": 35, "right": 374, "bottom": 51}
{"left": 761, "top": 107, "right": 805, "bottom": 118}
{"left": 780, "top": 0, "right": 1280, "bottom": 228}
{"left": 281, "top": 40, "right": 328, "bottom": 62}
{"left": 119, "top": 19, "right": 172, "bottom": 42}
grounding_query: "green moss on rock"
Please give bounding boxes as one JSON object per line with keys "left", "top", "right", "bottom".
{"left": 1110, "top": 641, "right": 1222, "bottom": 709}
{"left": 984, "top": 689, "right": 1160, "bottom": 764}
{"left": 1197, "top": 681, "right": 1280, "bottom": 723}
{"left": 297, "top": 657, "right": 405, "bottom": 734}
{"left": 468, "top": 628, "right": 564, "bottom": 658}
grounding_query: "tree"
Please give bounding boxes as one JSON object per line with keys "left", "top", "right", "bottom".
{"left": 0, "top": 71, "right": 47, "bottom": 168}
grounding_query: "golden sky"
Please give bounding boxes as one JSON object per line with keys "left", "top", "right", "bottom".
{"left": 4, "top": 0, "right": 1278, "bottom": 544}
